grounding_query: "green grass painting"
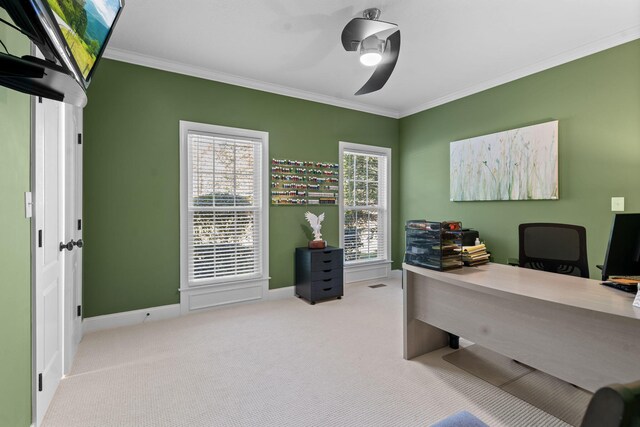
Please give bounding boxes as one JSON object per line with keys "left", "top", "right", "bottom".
{"left": 450, "top": 120, "right": 558, "bottom": 201}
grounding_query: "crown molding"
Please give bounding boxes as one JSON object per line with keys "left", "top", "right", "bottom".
{"left": 103, "top": 25, "right": 639, "bottom": 121}
{"left": 399, "top": 26, "right": 640, "bottom": 118}
{"left": 102, "top": 47, "right": 400, "bottom": 119}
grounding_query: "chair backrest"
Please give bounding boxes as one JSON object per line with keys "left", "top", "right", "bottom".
{"left": 581, "top": 381, "right": 640, "bottom": 427}
{"left": 519, "top": 223, "right": 589, "bottom": 278}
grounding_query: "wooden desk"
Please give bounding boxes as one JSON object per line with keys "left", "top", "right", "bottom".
{"left": 403, "top": 262, "right": 640, "bottom": 392}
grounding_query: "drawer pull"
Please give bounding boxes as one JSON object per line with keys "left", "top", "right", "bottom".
{"left": 323, "top": 250, "right": 331, "bottom": 254}
{"left": 323, "top": 287, "right": 332, "bottom": 291}
{"left": 323, "top": 269, "right": 331, "bottom": 273}
{"left": 323, "top": 260, "right": 331, "bottom": 263}
{"left": 323, "top": 278, "right": 332, "bottom": 282}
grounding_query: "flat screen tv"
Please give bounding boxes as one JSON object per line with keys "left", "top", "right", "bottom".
{"left": 0, "top": 0, "right": 124, "bottom": 105}
{"left": 601, "top": 213, "right": 640, "bottom": 280}
{"left": 40, "top": 0, "right": 124, "bottom": 87}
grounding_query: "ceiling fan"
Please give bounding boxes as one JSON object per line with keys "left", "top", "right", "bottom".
{"left": 341, "top": 8, "right": 401, "bottom": 96}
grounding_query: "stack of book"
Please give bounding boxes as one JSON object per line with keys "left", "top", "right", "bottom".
{"left": 462, "top": 243, "right": 490, "bottom": 266}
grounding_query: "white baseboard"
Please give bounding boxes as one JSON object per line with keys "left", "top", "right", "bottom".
{"left": 83, "top": 286, "right": 295, "bottom": 335}
{"left": 389, "top": 269, "right": 402, "bottom": 279}
{"left": 82, "top": 304, "right": 181, "bottom": 334}
{"left": 266, "top": 286, "right": 295, "bottom": 300}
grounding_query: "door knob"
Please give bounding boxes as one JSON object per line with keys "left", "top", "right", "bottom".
{"left": 74, "top": 239, "right": 83, "bottom": 248}
{"left": 59, "top": 240, "right": 74, "bottom": 251}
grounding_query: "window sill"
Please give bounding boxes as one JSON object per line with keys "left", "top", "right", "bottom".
{"left": 344, "top": 260, "right": 392, "bottom": 269}
{"left": 180, "top": 275, "right": 270, "bottom": 292}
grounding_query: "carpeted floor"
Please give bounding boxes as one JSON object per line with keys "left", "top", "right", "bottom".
{"left": 443, "top": 345, "right": 591, "bottom": 426}
{"left": 42, "top": 277, "right": 570, "bottom": 427}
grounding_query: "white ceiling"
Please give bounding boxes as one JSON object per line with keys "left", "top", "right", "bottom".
{"left": 105, "top": 0, "right": 640, "bottom": 118}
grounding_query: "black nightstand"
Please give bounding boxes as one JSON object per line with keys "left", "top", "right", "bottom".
{"left": 295, "top": 246, "right": 344, "bottom": 304}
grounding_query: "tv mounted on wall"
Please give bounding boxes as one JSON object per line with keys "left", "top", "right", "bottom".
{"left": 43, "top": 0, "right": 124, "bottom": 85}
{"left": 0, "top": 0, "right": 124, "bottom": 106}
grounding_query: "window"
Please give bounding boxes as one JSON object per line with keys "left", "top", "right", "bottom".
{"left": 180, "top": 122, "right": 268, "bottom": 288}
{"left": 339, "top": 142, "right": 390, "bottom": 264}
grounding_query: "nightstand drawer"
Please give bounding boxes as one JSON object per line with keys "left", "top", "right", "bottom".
{"left": 312, "top": 268, "right": 342, "bottom": 281}
{"left": 310, "top": 249, "right": 343, "bottom": 272}
{"left": 310, "top": 278, "right": 343, "bottom": 300}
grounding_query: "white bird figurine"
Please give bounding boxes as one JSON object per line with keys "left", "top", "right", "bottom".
{"left": 305, "top": 211, "right": 325, "bottom": 241}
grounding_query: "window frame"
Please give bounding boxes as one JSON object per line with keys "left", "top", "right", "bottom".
{"left": 180, "top": 121, "right": 269, "bottom": 292}
{"left": 339, "top": 141, "right": 392, "bottom": 267}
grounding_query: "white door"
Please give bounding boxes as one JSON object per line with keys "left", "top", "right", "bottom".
{"left": 62, "top": 104, "right": 83, "bottom": 374}
{"left": 34, "top": 97, "right": 64, "bottom": 425}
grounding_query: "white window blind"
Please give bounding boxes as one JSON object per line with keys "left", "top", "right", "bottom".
{"left": 342, "top": 150, "right": 388, "bottom": 263}
{"left": 187, "top": 131, "right": 263, "bottom": 284}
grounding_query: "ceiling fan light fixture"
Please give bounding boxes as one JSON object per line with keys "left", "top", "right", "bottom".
{"left": 359, "top": 35, "right": 385, "bottom": 67}
{"left": 360, "top": 51, "right": 382, "bottom": 66}
{"left": 341, "top": 8, "right": 401, "bottom": 94}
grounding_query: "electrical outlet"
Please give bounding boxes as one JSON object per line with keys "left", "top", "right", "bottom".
{"left": 611, "top": 197, "right": 625, "bottom": 212}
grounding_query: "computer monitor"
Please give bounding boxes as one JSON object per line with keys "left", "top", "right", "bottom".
{"left": 601, "top": 213, "right": 640, "bottom": 281}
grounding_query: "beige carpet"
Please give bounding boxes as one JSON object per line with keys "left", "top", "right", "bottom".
{"left": 43, "top": 277, "right": 569, "bottom": 427}
{"left": 443, "top": 345, "right": 592, "bottom": 426}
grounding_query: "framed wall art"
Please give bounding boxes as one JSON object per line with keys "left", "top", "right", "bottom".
{"left": 450, "top": 120, "right": 558, "bottom": 201}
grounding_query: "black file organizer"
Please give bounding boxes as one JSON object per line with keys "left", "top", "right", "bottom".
{"left": 295, "top": 247, "right": 344, "bottom": 304}
{"left": 405, "top": 220, "right": 463, "bottom": 271}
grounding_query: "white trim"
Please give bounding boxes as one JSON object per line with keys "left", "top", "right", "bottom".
{"left": 103, "top": 47, "right": 399, "bottom": 119}
{"left": 82, "top": 304, "right": 181, "bottom": 334}
{"left": 105, "top": 30, "right": 639, "bottom": 120}
{"left": 182, "top": 281, "right": 265, "bottom": 312}
{"left": 82, "top": 287, "right": 295, "bottom": 335}
{"left": 179, "top": 122, "right": 188, "bottom": 315}
{"left": 399, "top": 27, "right": 640, "bottom": 117}
{"left": 178, "top": 276, "right": 269, "bottom": 292}
{"left": 339, "top": 141, "right": 393, "bottom": 157}
{"left": 389, "top": 269, "right": 403, "bottom": 280}
{"left": 344, "top": 261, "right": 392, "bottom": 283}
{"left": 338, "top": 141, "right": 392, "bottom": 266}
{"left": 30, "top": 88, "right": 37, "bottom": 427}
{"left": 265, "top": 286, "right": 296, "bottom": 300}
{"left": 179, "top": 121, "right": 269, "bottom": 315}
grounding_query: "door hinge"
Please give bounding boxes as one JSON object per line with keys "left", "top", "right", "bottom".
{"left": 77, "top": 305, "right": 82, "bottom": 317}
{"left": 77, "top": 133, "right": 82, "bottom": 145}
{"left": 38, "top": 230, "right": 42, "bottom": 248}
{"left": 38, "top": 373, "right": 43, "bottom": 392}
{"left": 38, "top": 96, "right": 42, "bottom": 104}
{"left": 24, "top": 192, "right": 33, "bottom": 218}
{"left": 77, "top": 219, "right": 82, "bottom": 231}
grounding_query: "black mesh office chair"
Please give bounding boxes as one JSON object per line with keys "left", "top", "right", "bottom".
{"left": 581, "top": 381, "right": 640, "bottom": 427}
{"left": 519, "top": 223, "right": 589, "bottom": 278}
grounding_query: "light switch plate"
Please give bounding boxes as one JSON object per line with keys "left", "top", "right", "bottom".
{"left": 24, "top": 192, "right": 32, "bottom": 218}
{"left": 611, "top": 197, "right": 625, "bottom": 212}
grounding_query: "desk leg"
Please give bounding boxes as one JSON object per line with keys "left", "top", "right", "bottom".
{"left": 403, "top": 270, "right": 450, "bottom": 359}
{"left": 448, "top": 333, "right": 460, "bottom": 349}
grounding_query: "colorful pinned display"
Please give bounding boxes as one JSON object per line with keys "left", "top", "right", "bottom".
{"left": 271, "top": 158, "right": 339, "bottom": 205}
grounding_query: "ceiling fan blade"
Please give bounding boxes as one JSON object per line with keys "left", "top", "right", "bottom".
{"left": 355, "top": 30, "right": 400, "bottom": 95}
{"left": 341, "top": 18, "right": 398, "bottom": 51}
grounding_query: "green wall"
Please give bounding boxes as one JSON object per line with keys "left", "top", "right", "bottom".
{"left": 0, "top": 12, "right": 33, "bottom": 427}
{"left": 83, "top": 60, "right": 399, "bottom": 317}
{"left": 399, "top": 39, "right": 640, "bottom": 277}
{"left": 84, "top": 39, "right": 639, "bottom": 318}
